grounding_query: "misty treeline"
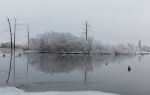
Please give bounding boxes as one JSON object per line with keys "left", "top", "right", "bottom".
{"left": 29, "top": 32, "right": 137, "bottom": 54}
{"left": 29, "top": 32, "right": 93, "bottom": 53}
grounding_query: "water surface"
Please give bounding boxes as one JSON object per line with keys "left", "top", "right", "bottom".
{"left": 0, "top": 53, "right": 149, "bottom": 95}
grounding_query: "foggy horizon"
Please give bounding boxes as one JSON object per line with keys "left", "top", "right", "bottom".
{"left": 0, "top": 0, "right": 150, "bottom": 46}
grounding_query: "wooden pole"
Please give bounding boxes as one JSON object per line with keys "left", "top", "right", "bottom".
{"left": 27, "top": 24, "right": 30, "bottom": 49}
{"left": 85, "top": 21, "right": 88, "bottom": 41}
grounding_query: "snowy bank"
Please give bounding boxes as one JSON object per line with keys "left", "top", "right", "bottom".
{"left": 136, "top": 51, "right": 150, "bottom": 54}
{"left": 0, "top": 87, "right": 119, "bottom": 95}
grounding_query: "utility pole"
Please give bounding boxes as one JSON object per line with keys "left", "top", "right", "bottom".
{"left": 85, "top": 21, "right": 91, "bottom": 53}
{"left": 85, "top": 21, "right": 88, "bottom": 41}
{"left": 27, "top": 24, "right": 30, "bottom": 49}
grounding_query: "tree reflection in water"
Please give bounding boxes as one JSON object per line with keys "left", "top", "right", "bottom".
{"left": 6, "top": 54, "right": 13, "bottom": 83}
{"left": 24, "top": 53, "right": 134, "bottom": 82}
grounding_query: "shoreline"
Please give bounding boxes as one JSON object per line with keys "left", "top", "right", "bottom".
{"left": 23, "top": 50, "right": 150, "bottom": 55}
{"left": 0, "top": 47, "right": 150, "bottom": 55}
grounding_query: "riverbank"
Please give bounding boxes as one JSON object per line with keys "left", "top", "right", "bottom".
{"left": 1, "top": 47, "right": 150, "bottom": 55}
{"left": 23, "top": 50, "right": 150, "bottom": 55}
{"left": 0, "top": 87, "right": 119, "bottom": 95}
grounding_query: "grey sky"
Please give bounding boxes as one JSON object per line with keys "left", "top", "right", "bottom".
{"left": 0, "top": 0, "right": 150, "bottom": 45}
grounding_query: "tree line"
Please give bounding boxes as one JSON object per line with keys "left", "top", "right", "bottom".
{"left": 29, "top": 31, "right": 137, "bottom": 54}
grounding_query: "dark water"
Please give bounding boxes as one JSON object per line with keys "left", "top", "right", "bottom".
{"left": 0, "top": 53, "right": 150, "bottom": 95}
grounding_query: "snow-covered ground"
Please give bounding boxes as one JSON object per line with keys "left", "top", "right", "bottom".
{"left": 136, "top": 51, "right": 150, "bottom": 54}
{"left": 0, "top": 87, "right": 119, "bottom": 95}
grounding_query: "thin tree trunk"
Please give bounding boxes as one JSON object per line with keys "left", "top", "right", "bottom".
{"left": 7, "top": 18, "right": 13, "bottom": 53}
{"left": 14, "top": 18, "right": 17, "bottom": 53}
{"left": 6, "top": 17, "right": 13, "bottom": 83}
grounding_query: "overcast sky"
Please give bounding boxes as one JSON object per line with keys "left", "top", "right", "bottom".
{"left": 0, "top": 0, "right": 150, "bottom": 45}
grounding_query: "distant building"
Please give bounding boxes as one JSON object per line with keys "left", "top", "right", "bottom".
{"left": 138, "top": 40, "right": 142, "bottom": 50}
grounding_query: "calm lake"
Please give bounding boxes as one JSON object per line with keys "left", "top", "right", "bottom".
{"left": 0, "top": 53, "right": 150, "bottom": 95}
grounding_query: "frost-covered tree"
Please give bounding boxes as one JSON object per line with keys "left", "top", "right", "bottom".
{"left": 29, "top": 32, "right": 136, "bottom": 54}
{"left": 30, "top": 32, "right": 93, "bottom": 53}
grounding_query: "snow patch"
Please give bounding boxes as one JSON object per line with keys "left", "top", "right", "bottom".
{"left": 0, "top": 87, "right": 119, "bottom": 95}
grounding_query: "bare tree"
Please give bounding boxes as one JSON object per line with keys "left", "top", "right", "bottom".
{"left": 14, "top": 18, "right": 17, "bottom": 53}
{"left": 6, "top": 17, "right": 13, "bottom": 83}
{"left": 7, "top": 17, "right": 13, "bottom": 53}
